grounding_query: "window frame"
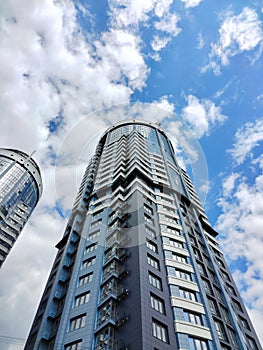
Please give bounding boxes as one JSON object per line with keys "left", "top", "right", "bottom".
{"left": 149, "top": 272, "right": 162, "bottom": 290}
{"left": 82, "top": 256, "right": 96, "bottom": 268}
{"left": 150, "top": 293, "right": 165, "bottom": 314}
{"left": 69, "top": 314, "right": 86, "bottom": 331}
{"left": 85, "top": 242, "right": 98, "bottom": 253}
{"left": 65, "top": 340, "right": 82, "bottom": 350}
{"left": 74, "top": 291, "right": 90, "bottom": 307}
{"left": 146, "top": 240, "right": 158, "bottom": 253}
{"left": 79, "top": 272, "right": 93, "bottom": 286}
{"left": 147, "top": 254, "right": 160, "bottom": 270}
{"left": 152, "top": 319, "right": 169, "bottom": 343}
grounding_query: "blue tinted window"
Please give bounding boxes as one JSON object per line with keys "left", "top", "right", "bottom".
{"left": 160, "top": 134, "right": 173, "bottom": 162}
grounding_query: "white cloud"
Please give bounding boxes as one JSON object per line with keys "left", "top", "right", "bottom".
{"left": 217, "top": 120, "right": 263, "bottom": 343}
{"left": 229, "top": 118, "right": 263, "bottom": 165}
{"left": 95, "top": 29, "right": 149, "bottom": 90}
{"left": 256, "top": 93, "right": 263, "bottom": 101}
{"left": 108, "top": 0, "right": 181, "bottom": 58}
{"left": 204, "top": 7, "right": 263, "bottom": 74}
{"left": 154, "top": 12, "right": 181, "bottom": 37}
{"left": 180, "top": 0, "right": 202, "bottom": 8}
{"left": 108, "top": 0, "right": 158, "bottom": 28}
{"left": 197, "top": 32, "right": 205, "bottom": 49}
{"left": 150, "top": 12, "right": 181, "bottom": 58}
{"left": 154, "top": 0, "right": 174, "bottom": 17}
{"left": 0, "top": 0, "right": 137, "bottom": 154}
{"left": 222, "top": 172, "right": 239, "bottom": 197}
{"left": 216, "top": 172, "right": 263, "bottom": 344}
{"left": 181, "top": 95, "right": 227, "bottom": 137}
{"left": 0, "top": 206, "right": 66, "bottom": 339}
{"left": 151, "top": 35, "right": 171, "bottom": 52}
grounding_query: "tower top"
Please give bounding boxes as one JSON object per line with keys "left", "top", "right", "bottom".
{"left": 100, "top": 119, "right": 168, "bottom": 143}
{"left": 0, "top": 148, "right": 42, "bottom": 197}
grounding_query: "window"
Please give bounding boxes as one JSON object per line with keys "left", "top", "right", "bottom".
{"left": 232, "top": 299, "right": 242, "bottom": 312}
{"left": 202, "top": 279, "right": 212, "bottom": 294}
{"left": 240, "top": 317, "right": 250, "bottom": 330}
{"left": 214, "top": 287, "right": 223, "bottom": 303}
{"left": 193, "top": 248, "right": 201, "bottom": 260}
{"left": 86, "top": 243, "right": 98, "bottom": 253}
{"left": 214, "top": 320, "right": 226, "bottom": 341}
{"left": 175, "top": 268, "right": 191, "bottom": 281}
{"left": 89, "top": 230, "right": 100, "bottom": 239}
{"left": 166, "top": 226, "right": 181, "bottom": 235}
{"left": 147, "top": 254, "right": 160, "bottom": 270}
{"left": 152, "top": 319, "right": 169, "bottom": 343}
{"left": 95, "top": 326, "right": 115, "bottom": 348}
{"left": 179, "top": 288, "right": 197, "bottom": 301}
{"left": 189, "top": 337, "right": 208, "bottom": 350}
{"left": 221, "top": 307, "right": 230, "bottom": 323}
{"left": 150, "top": 294, "right": 165, "bottom": 314}
{"left": 207, "top": 298, "right": 218, "bottom": 316}
{"left": 221, "top": 270, "right": 231, "bottom": 281}
{"left": 184, "top": 311, "right": 202, "bottom": 325}
{"left": 163, "top": 215, "right": 178, "bottom": 225}
{"left": 144, "top": 204, "right": 153, "bottom": 215}
{"left": 246, "top": 336, "right": 257, "bottom": 350}
{"left": 91, "top": 219, "right": 102, "bottom": 227}
{"left": 189, "top": 235, "right": 196, "bottom": 245}
{"left": 69, "top": 314, "right": 86, "bottom": 331}
{"left": 169, "top": 238, "right": 184, "bottom": 249}
{"left": 172, "top": 253, "right": 187, "bottom": 264}
{"left": 216, "top": 258, "right": 224, "bottom": 267}
{"left": 146, "top": 240, "right": 157, "bottom": 253}
{"left": 226, "top": 283, "right": 236, "bottom": 296}
{"left": 93, "top": 210, "right": 102, "bottom": 219}
{"left": 75, "top": 291, "right": 90, "bottom": 307}
{"left": 82, "top": 256, "right": 96, "bottom": 268}
{"left": 228, "top": 328, "right": 238, "bottom": 347}
{"left": 145, "top": 214, "right": 154, "bottom": 225}
{"left": 79, "top": 272, "right": 93, "bottom": 286}
{"left": 197, "top": 262, "right": 205, "bottom": 275}
{"left": 145, "top": 225, "right": 156, "bottom": 238}
{"left": 65, "top": 340, "right": 82, "bottom": 350}
{"left": 208, "top": 270, "right": 216, "bottom": 283}
{"left": 149, "top": 272, "right": 162, "bottom": 290}
{"left": 145, "top": 197, "right": 153, "bottom": 206}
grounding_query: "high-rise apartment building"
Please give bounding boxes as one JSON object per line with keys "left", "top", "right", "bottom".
{"left": 0, "top": 148, "right": 42, "bottom": 267}
{"left": 25, "top": 120, "right": 261, "bottom": 350}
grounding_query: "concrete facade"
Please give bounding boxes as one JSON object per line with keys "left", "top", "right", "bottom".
{"left": 25, "top": 120, "right": 261, "bottom": 350}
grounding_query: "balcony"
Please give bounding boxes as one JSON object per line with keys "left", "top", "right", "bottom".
{"left": 96, "top": 311, "right": 128, "bottom": 330}
{"left": 107, "top": 223, "right": 122, "bottom": 235}
{"left": 102, "top": 265, "right": 129, "bottom": 282}
{"left": 108, "top": 211, "right": 127, "bottom": 226}
{"left": 104, "top": 247, "right": 128, "bottom": 264}
{"left": 106, "top": 230, "right": 124, "bottom": 247}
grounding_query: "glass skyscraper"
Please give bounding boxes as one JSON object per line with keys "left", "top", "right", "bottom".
{"left": 0, "top": 148, "right": 42, "bottom": 267}
{"left": 25, "top": 120, "right": 261, "bottom": 350}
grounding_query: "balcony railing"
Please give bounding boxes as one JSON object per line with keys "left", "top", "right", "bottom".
{"left": 102, "top": 266, "right": 128, "bottom": 282}
{"left": 100, "top": 287, "right": 129, "bottom": 304}
{"left": 104, "top": 248, "right": 128, "bottom": 264}
{"left": 96, "top": 310, "right": 128, "bottom": 329}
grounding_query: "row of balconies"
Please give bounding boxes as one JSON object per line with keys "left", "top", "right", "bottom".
{"left": 96, "top": 309, "right": 128, "bottom": 329}
{"left": 104, "top": 247, "right": 128, "bottom": 264}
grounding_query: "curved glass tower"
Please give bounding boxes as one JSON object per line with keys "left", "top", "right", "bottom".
{"left": 0, "top": 148, "right": 42, "bottom": 267}
{"left": 25, "top": 121, "right": 261, "bottom": 350}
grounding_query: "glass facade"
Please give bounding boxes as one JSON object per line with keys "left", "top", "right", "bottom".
{"left": 0, "top": 149, "right": 42, "bottom": 267}
{"left": 24, "top": 120, "right": 262, "bottom": 350}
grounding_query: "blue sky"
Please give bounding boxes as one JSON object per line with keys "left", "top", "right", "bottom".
{"left": 0, "top": 0, "right": 263, "bottom": 346}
